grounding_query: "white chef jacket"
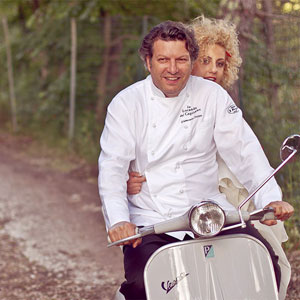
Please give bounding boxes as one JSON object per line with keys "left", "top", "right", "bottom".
{"left": 98, "top": 75, "right": 282, "bottom": 239}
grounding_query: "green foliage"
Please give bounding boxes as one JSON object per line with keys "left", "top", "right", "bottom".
{"left": 240, "top": 12, "right": 300, "bottom": 250}
{"left": 0, "top": 0, "right": 221, "bottom": 139}
{"left": 0, "top": 1, "right": 299, "bottom": 249}
{"left": 74, "top": 110, "right": 101, "bottom": 162}
{"left": 284, "top": 193, "right": 300, "bottom": 252}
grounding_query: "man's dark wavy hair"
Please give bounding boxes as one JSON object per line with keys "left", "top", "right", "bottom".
{"left": 139, "top": 20, "right": 199, "bottom": 64}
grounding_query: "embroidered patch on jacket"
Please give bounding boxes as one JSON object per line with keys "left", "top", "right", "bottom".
{"left": 179, "top": 105, "right": 203, "bottom": 123}
{"left": 226, "top": 104, "right": 239, "bottom": 114}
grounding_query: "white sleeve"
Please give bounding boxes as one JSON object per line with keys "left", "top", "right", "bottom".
{"left": 213, "top": 89, "right": 282, "bottom": 209}
{"left": 98, "top": 96, "right": 136, "bottom": 228}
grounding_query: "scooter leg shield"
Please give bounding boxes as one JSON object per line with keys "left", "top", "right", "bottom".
{"left": 144, "top": 234, "right": 279, "bottom": 300}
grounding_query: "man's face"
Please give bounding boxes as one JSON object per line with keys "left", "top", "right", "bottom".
{"left": 146, "top": 39, "right": 193, "bottom": 98}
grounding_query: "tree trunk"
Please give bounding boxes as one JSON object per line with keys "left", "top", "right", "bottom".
{"left": 2, "top": 17, "right": 18, "bottom": 132}
{"left": 96, "top": 12, "right": 112, "bottom": 125}
{"left": 261, "top": 0, "right": 280, "bottom": 120}
{"left": 32, "top": 0, "right": 40, "bottom": 10}
{"left": 96, "top": 15, "right": 138, "bottom": 125}
{"left": 137, "top": 16, "right": 148, "bottom": 80}
{"left": 219, "top": 0, "right": 257, "bottom": 108}
{"left": 68, "top": 17, "right": 77, "bottom": 142}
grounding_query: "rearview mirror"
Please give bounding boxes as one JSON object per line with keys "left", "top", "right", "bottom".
{"left": 280, "top": 134, "right": 300, "bottom": 161}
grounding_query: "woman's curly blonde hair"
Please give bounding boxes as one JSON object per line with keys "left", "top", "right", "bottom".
{"left": 189, "top": 16, "right": 242, "bottom": 89}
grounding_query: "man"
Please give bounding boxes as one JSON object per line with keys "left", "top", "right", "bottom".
{"left": 98, "top": 21, "right": 293, "bottom": 299}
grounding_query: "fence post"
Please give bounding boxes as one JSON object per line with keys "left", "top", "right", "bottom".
{"left": 68, "top": 17, "right": 77, "bottom": 143}
{"left": 2, "top": 16, "right": 18, "bottom": 132}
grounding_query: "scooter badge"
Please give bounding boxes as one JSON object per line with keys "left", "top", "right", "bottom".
{"left": 204, "top": 245, "right": 214, "bottom": 258}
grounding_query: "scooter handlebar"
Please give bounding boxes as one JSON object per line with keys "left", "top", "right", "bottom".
{"left": 249, "top": 207, "right": 276, "bottom": 221}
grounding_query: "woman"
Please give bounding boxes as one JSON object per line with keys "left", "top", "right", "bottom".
{"left": 127, "top": 16, "right": 290, "bottom": 300}
{"left": 189, "top": 15, "right": 248, "bottom": 211}
{"left": 190, "top": 15, "right": 241, "bottom": 91}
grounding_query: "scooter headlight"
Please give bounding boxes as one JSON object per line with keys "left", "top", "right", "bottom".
{"left": 189, "top": 202, "right": 225, "bottom": 237}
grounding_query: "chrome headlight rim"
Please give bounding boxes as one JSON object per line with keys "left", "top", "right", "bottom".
{"left": 188, "top": 201, "right": 226, "bottom": 238}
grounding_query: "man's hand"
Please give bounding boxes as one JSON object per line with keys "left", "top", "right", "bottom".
{"left": 261, "top": 201, "right": 294, "bottom": 226}
{"left": 108, "top": 221, "right": 142, "bottom": 248}
{"left": 127, "top": 172, "right": 146, "bottom": 195}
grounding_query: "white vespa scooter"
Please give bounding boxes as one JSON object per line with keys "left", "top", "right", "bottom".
{"left": 109, "top": 134, "right": 300, "bottom": 300}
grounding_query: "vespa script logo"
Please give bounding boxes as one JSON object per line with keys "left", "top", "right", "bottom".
{"left": 161, "top": 272, "right": 190, "bottom": 294}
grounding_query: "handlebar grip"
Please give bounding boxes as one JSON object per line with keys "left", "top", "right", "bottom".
{"left": 107, "top": 232, "right": 142, "bottom": 248}
{"left": 107, "top": 225, "right": 154, "bottom": 248}
{"left": 249, "top": 207, "right": 277, "bottom": 221}
{"left": 260, "top": 207, "right": 276, "bottom": 222}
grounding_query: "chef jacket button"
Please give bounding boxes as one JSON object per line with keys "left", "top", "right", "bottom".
{"left": 152, "top": 123, "right": 157, "bottom": 128}
{"left": 184, "top": 125, "right": 188, "bottom": 129}
{"left": 175, "top": 163, "right": 180, "bottom": 169}
{"left": 183, "top": 144, "right": 188, "bottom": 151}
{"left": 186, "top": 93, "right": 189, "bottom": 98}
{"left": 151, "top": 97, "right": 155, "bottom": 101}
{"left": 153, "top": 194, "right": 157, "bottom": 198}
{"left": 179, "top": 189, "right": 184, "bottom": 194}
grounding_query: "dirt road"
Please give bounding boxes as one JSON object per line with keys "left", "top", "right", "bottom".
{"left": 0, "top": 133, "right": 123, "bottom": 299}
{"left": 0, "top": 132, "right": 299, "bottom": 300}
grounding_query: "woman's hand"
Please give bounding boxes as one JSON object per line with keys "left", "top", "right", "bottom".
{"left": 127, "top": 172, "right": 146, "bottom": 195}
{"left": 261, "top": 201, "right": 294, "bottom": 226}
